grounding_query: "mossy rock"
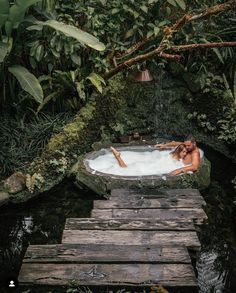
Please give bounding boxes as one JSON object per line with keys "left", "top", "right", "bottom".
{"left": 74, "top": 145, "right": 211, "bottom": 196}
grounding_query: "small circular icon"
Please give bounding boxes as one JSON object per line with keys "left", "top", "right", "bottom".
{"left": 5, "top": 277, "right": 18, "bottom": 289}
{"left": 9, "top": 280, "right": 15, "bottom": 287}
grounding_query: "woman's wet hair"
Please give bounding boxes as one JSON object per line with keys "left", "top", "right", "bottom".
{"left": 170, "top": 144, "right": 187, "bottom": 157}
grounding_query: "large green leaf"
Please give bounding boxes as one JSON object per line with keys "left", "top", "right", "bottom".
{"left": 76, "top": 81, "right": 86, "bottom": 100}
{"left": 29, "top": 20, "right": 105, "bottom": 51}
{"left": 0, "top": 0, "right": 9, "bottom": 27}
{"left": 8, "top": 0, "right": 41, "bottom": 29}
{"left": 201, "top": 38, "right": 224, "bottom": 65}
{"left": 0, "top": 38, "right": 12, "bottom": 63}
{"left": 0, "top": 42, "right": 9, "bottom": 63}
{"left": 5, "top": 20, "right": 12, "bottom": 36}
{"left": 86, "top": 72, "right": 106, "bottom": 94}
{"left": 8, "top": 4, "right": 25, "bottom": 28}
{"left": 175, "top": 0, "right": 186, "bottom": 10}
{"left": 212, "top": 48, "right": 224, "bottom": 64}
{"left": 167, "top": 0, "right": 177, "bottom": 7}
{"left": 8, "top": 65, "right": 44, "bottom": 104}
{"left": 16, "top": 0, "right": 42, "bottom": 9}
{"left": 37, "top": 91, "right": 60, "bottom": 113}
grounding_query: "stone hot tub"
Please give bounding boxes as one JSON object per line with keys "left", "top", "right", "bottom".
{"left": 75, "top": 145, "right": 211, "bottom": 196}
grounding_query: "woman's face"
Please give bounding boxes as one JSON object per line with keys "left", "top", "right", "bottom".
{"left": 179, "top": 148, "right": 187, "bottom": 159}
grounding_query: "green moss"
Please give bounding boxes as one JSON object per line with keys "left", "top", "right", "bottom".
{"left": 47, "top": 97, "right": 96, "bottom": 151}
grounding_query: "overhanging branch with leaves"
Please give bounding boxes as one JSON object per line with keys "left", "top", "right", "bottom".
{"left": 104, "top": 0, "right": 236, "bottom": 80}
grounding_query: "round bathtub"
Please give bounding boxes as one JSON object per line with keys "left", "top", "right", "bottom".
{"left": 75, "top": 145, "right": 211, "bottom": 196}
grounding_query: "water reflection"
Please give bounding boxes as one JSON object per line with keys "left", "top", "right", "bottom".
{"left": 197, "top": 251, "right": 227, "bottom": 293}
{"left": 197, "top": 145, "right": 236, "bottom": 293}
{"left": 0, "top": 180, "right": 97, "bottom": 289}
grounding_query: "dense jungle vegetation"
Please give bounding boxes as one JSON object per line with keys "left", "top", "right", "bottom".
{"left": 0, "top": 0, "right": 235, "bottom": 192}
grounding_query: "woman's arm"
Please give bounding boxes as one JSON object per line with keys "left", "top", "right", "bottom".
{"left": 169, "top": 151, "right": 200, "bottom": 176}
{"left": 155, "top": 141, "right": 183, "bottom": 149}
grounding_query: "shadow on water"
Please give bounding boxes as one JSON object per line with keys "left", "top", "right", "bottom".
{"left": 0, "top": 145, "right": 235, "bottom": 293}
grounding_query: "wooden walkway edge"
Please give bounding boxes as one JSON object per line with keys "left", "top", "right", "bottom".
{"left": 19, "top": 188, "right": 207, "bottom": 289}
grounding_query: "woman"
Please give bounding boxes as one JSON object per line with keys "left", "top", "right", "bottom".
{"left": 170, "top": 144, "right": 188, "bottom": 164}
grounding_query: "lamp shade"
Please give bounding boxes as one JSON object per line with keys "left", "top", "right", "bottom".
{"left": 134, "top": 69, "right": 153, "bottom": 82}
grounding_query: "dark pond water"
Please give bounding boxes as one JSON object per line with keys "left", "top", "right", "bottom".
{"left": 0, "top": 180, "right": 99, "bottom": 293}
{"left": 0, "top": 145, "right": 235, "bottom": 293}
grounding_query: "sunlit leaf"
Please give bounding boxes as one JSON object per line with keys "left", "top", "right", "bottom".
{"left": 86, "top": 72, "right": 106, "bottom": 94}
{"left": 212, "top": 48, "right": 224, "bottom": 64}
{"left": 35, "top": 44, "right": 44, "bottom": 62}
{"left": 125, "top": 29, "right": 135, "bottom": 39}
{"left": 37, "top": 91, "right": 60, "bottom": 113}
{"left": 167, "top": 0, "right": 177, "bottom": 7}
{"left": 175, "top": 0, "right": 186, "bottom": 10}
{"left": 166, "top": 6, "right": 172, "bottom": 15}
{"left": 140, "top": 5, "right": 148, "bottom": 13}
{"left": 154, "top": 27, "right": 160, "bottom": 36}
{"left": 111, "top": 8, "right": 119, "bottom": 14}
{"left": 9, "top": 65, "right": 44, "bottom": 104}
{"left": 76, "top": 81, "right": 86, "bottom": 100}
{"left": 147, "top": 30, "right": 154, "bottom": 38}
{"left": 0, "top": 38, "right": 12, "bottom": 63}
{"left": 28, "top": 20, "right": 105, "bottom": 51}
{"left": 71, "top": 53, "right": 81, "bottom": 66}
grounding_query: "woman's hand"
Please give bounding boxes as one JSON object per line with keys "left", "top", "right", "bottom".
{"left": 169, "top": 169, "right": 183, "bottom": 176}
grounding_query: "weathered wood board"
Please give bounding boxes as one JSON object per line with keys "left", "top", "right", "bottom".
{"left": 23, "top": 244, "right": 191, "bottom": 264}
{"left": 65, "top": 218, "right": 196, "bottom": 231}
{"left": 62, "top": 230, "right": 200, "bottom": 250}
{"left": 94, "top": 197, "right": 205, "bottom": 209}
{"left": 19, "top": 263, "right": 197, "bottom": 286}
{"left": 91, "top": 208, "right": 207, "bottom": 222}
{"left": 19, "top": 188, "right": 206, "bottom": 289}
{"left": 110, "top": 188, "right": 202, "bottom": 198}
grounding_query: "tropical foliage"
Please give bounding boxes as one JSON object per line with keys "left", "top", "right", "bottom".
{"left": 0, "top": 0, "right": 236, "bottom": 178}
{"left": 0, "top": 0, "right": 105, "bottom": 113}
{"left": 0, "top": 112, "right": 73, "bottom": 178}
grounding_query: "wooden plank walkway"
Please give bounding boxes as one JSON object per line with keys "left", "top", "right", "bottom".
{"left": 19, "top": 188, "right": 207, "bottom": 290}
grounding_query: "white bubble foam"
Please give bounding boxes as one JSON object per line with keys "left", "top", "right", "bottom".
{"left": 88, "top": 150, "right": 186, "bottom": 176}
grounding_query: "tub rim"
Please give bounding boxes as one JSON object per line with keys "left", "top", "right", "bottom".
{"left": 83, "top": 145, "right": 204, "bottom": 180}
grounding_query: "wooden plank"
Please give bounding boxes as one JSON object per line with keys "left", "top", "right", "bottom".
{"left": 164, "top": 189, "right": 201, "bottom": 196}
{"left": 111, "top": 188, "right": 201, "bottom": 198}
{"left": 94, "top": 197, "right": 205, "bottom": 209}
{"left": 91, "top": 208, "right": 208, "bottom": 222}
{"left": 23, "top": 244, "right": 191, "bottom": 264}
{"left": 19, "top": 263, "right": 197, "bottom": 286}
{"left": 65, "top": 218, "right": 196, "bottom": 231}
{"left": 62, "top": 230, "right": 200, "bottom": 250}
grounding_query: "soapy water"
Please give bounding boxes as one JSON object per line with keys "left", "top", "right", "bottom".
{"left": 88, "top": 149, "right": 203, "bottom": 177}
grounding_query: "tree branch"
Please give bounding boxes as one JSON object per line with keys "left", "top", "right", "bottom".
{"left": 104, "top": 0, "right": 236, "bottom": 80}
{"left": 189, "top": 0, "right": 236, "bottom": 21}
{"left": 171, "top": 41, "right": 236, "bottom": 52}
{"left": 104, "top": 40, "right": 236, "bottom": 80}
{"left": 104, "top": 51, "right": 181, "bottom": 79}
{"left": 113, "top": 0, "right": 236, "bottom": 62}
{"left": 115, "top": 36, "right": 152, "bottom": 60}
